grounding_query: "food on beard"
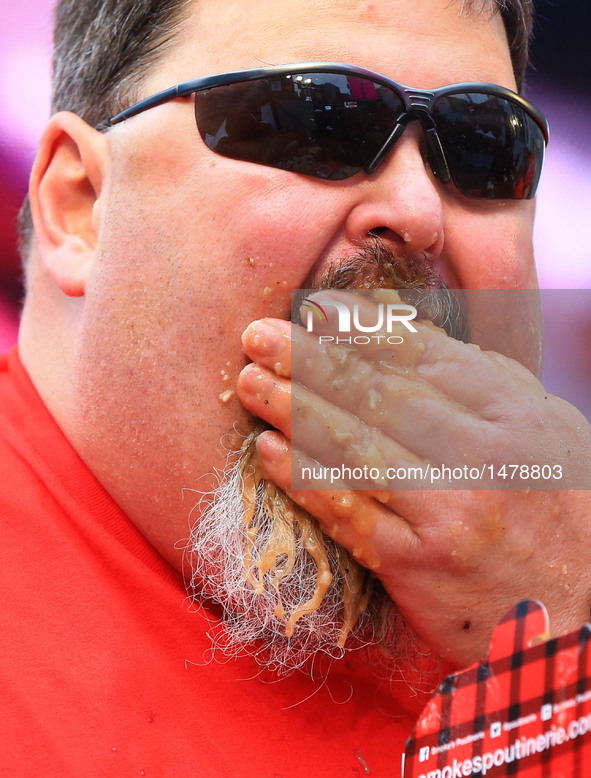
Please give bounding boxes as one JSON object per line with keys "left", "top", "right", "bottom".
{"left": 239, "top": 432, "right": 372, "bottom": 647}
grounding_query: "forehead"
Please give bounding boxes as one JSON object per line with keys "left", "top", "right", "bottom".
{"left": 147, "top": 0, "right": 515, "bottom": 92}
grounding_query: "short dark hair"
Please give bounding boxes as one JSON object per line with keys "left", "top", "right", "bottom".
{"left": 19, "top": 0, "right": 190, "bottom": 259}
{"left": 486, "top": 0, "right": 534, "bottom": 90}
{"left": 18, "top": 0, "right": 535, "bottom": 258}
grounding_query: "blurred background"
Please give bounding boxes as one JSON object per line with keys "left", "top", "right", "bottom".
{"left": 0, "top": 0, "right": 589, "bottom": 412}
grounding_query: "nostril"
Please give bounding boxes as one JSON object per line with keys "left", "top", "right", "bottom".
{"left": 365, "top": 222, "right": 441, "bottom": 260}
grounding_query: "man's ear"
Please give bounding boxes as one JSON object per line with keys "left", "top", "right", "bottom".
{"left": 29, "top": 111, "right": 110, "bottom": 297}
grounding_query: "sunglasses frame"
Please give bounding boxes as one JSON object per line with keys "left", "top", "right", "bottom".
{"left": 104, "top": 61, "right": 549, "bottom": 195}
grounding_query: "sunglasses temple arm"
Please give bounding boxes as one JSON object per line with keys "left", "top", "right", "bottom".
{"left": 103, "top": 85, "right": 184, "bottom": 128}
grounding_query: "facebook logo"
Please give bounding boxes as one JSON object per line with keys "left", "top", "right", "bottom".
{"left": 419, "top": 746, "right": 430, "bottom": 762}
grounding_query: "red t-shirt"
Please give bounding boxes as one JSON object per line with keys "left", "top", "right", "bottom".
{"left": 0, "top": 350, "right": 421, "bottom": 777}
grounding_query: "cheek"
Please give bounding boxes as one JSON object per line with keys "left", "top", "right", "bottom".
{"left": 111, "top": 114, "right": 337, "bottom": 271}
{"left": 443, "top": 201, "right": 537, "bottom": 289}
{"left": 184, "top": 159, "right": 346, "bottom": 277}
{"left": 119, "top": 150, "right": 350, "bottom": 314}
{"left": 81, "top": 147, "right": 353, "bottom": 465}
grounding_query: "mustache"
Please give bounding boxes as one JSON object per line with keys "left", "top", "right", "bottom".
{"left": 293, "top": 237, "right": 469, "bottom": 342}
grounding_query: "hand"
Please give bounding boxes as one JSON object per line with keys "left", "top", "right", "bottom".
{"left": 236, "top": 293, "right": 591, "bottom": 668}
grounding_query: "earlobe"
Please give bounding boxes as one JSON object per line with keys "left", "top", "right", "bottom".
{"left": 29, "top": 111, "right": 109, "bottom": 297}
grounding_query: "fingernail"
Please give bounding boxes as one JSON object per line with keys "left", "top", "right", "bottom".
{"left": 242, "top": 320, "right": 283, "bottom": 356}
{"left": 257, "top": 430, "right": 289, "bottom": 465}
{"left": 237, "top": 363, "right": 267, "bottom": 394}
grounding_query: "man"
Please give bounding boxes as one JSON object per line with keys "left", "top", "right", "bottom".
{"left": 2, "top": 0, "right": 590, "bottom": 775}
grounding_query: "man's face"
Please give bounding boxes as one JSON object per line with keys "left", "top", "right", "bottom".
{"left": 73, "top": 0, "right": 537, "bottom": 566}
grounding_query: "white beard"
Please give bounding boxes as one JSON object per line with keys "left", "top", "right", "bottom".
{"left": 186, "top": 433, "right": 427, "bottom": 682}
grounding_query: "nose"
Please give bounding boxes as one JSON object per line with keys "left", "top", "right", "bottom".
{"left": 345, "top": 124, "right": 445, "bottom": 259}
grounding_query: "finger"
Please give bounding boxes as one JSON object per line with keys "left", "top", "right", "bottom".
{"left": 237, "top": 363, "right": 292, "bottom": 437}
{"left": 240, "top": 304, "right": 498, "bottom": 434}
{"left": 255, "top": 430, "right": 420, "bottom": 572}
{"left": 240, "top": 308, "right": 545, "bottom": 483}
{"left": 241, "top": 318, "right": 292, "bottom": 377}
{"left": 288, "top": 322, "right": 504, "bottom": 466}
{"left": 238, "top": 361, "right": 429, "bottom": 490}
{"left": 238, "top": 347, "right": 505, "bottom": 490}
{"left": 302, "top": 289, "right": 542, "bottom": 416}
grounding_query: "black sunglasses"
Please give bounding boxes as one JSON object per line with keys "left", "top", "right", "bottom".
{"left": 105, "top": 62, "right": 549, "bottom": 200}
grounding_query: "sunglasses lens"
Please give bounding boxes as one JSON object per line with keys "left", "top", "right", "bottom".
{"left": 194, "top": 72, "right": 405, "bottom": 180}
{"left": 194, "top": 75, "right": 545, "bottom": 197}
{"left": 431, "top": 92, "right": 546, "bottom": 199}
